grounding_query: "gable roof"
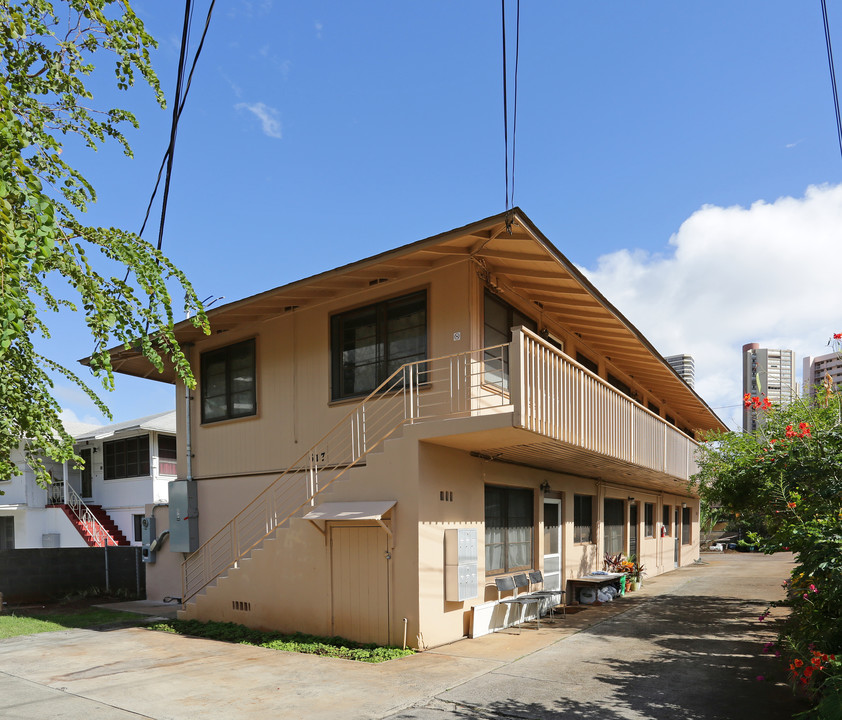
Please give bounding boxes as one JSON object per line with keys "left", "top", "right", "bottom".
{"left": 91, "top": 209, "right": 726, "bottom": 432}
{"left": 73, "top": 410, "right": 176, "bottom": 441}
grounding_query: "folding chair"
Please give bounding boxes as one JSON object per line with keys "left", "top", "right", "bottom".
{"left": 495, "top": 573, "right": 543, "bottom": 632}
{"left": 528, "top": 570, "right": 566, "bottom": 618}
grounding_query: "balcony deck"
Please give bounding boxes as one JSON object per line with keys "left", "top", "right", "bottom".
{"left": 413, "top": 328, "right": 701, "bottom": 491}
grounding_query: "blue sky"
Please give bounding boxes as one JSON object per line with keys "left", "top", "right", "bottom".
{"left": 50, "top": 1, "right": 842, "bottom": 431}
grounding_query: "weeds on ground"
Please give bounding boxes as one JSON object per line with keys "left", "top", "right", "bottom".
{"left": 148, "top": 619, "right": 415, "bottom": 663}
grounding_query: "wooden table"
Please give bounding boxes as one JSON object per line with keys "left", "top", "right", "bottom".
{"left": 566, "top": 573, "right": 625, "bottom": 604}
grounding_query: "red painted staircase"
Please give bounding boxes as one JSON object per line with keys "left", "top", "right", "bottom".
{"left": 48, "top": 504, "right": 130, "bottom": 547}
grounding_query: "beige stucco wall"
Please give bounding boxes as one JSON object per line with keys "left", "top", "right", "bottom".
{"left": 176, "top": 261, "right": 474, "bottom": 484}
{"left": 177, "top": 425, "right": 700, "bottom": 648}
{"left": 168, "top": 257, "right": 705, "bottom": 648}
{"left": 414, "top": 442, "right": 700, "bottom": 648}
{"left": 143, "top": 502, "right": 183, "bottom": 602}
{"left": 181, "top": 422, "right": 423, "bottom": 647}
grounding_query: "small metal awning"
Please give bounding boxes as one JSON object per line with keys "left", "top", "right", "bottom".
{"left": 302, "top": 501, "right": 396, "bottom": 545}
{"left": 302, "top": 500, "right": 396, "bottom": 521}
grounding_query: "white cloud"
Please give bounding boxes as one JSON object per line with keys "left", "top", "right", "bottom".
{"left": 314, "top": 21, "right": 323, "bottom": 39}
{"left": 59, "top": 407, "right": 104, "bottom": 431}
{"left": 581, "top": 183, "right": 842, "bottom": 430}
{"left": 235, "top": 102, "right": 282, "bottom": 139}
{"left": 222, "top": 73, "right": 243, "bottom": 99}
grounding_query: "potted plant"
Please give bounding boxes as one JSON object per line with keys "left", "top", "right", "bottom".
{"left": 628, "top": 559, "right": 646, "bottom": 591}
{"left": 604, "top": 553, "right": 638, "bottom": 593}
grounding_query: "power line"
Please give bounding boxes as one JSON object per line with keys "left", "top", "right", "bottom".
{"left": 511, "top": 0, "right": 520, "bottom": 211}
{"left": 137, "top": 0, "right": 217, "bottom": 243}
{"left": 501, "top": 1, "right": 509, "bottom": 215}
{"left": 501, "top": 0, "right": 521, "bottom": 226}
{"left": 123, "top": 0, "right": 216, "bottom": 336}
{"left": 821, "top": 0, "right": 842, "bottom": 161}
{"left": 156, "top": 0, "right": 193, "bottom": 252}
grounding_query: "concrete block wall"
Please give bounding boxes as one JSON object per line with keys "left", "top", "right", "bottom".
{"left": 0, "top": 547, "right": 145, "bottom": 602}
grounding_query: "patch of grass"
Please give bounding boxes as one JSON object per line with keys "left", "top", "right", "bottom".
{"left": 148, "top": 619, "right": 415, "bottom": 663}
{"left": 0, "top": 608, "right": 143, "bottom": 639}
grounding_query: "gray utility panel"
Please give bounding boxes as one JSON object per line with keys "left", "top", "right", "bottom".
{"left": 444, "top": 528, "right": 478, "bottom": 602}
{"left": 168, "top": 480, "right": 199, "bottom": 552}
{"left": 141, "top": 515, "right": 156, "bottom": 563}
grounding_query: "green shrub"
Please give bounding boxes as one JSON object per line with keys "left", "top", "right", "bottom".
{"left": 695, "top": 376, "right": 842, "bottom": 717}
{"left": 147, "top": 619, "right": 415, "bottom": 663}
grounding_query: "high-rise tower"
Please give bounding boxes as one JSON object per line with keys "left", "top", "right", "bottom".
{"left": 802, "top": 351, "right": 842, "bottom": 398}
{"left": 742, "top": 343, "right": 796, "bottom": 432}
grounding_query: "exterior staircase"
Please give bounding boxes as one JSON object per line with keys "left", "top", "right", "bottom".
{"left": 46, "top": 483, "right": 130, "bottom": 547}
{"left": 181, "top": 344, "right": 512, "bottom": 604}
{"left": 52, "top": 504, "right": 130, "bottom": 547}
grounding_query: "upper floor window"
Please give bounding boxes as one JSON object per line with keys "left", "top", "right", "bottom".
{"left": 104, "top": 435, "right": 150, "bottom": 480}
{"left": 330, "top": 291, "right": 426, "bottom": 401}
{"left": 484, "top": 292, "right": 536, "bottom": 388}
{"left": 576, "top": 352, "right": 599, "bottom": 374}
{"left": 158, "top": 435, "right": 177, "bottom": 476}
{"left": 201, "top": 339, "right": 257, "bottom": 423}
{"left": 607, "top": 373, "right": 631, "bottom": 397}
{"left": 484, "top": 291, "right": 536, "bottom": 347}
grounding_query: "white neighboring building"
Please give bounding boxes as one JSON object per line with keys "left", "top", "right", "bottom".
{"left": 664, "top": 354, "right": 695, "bottom": 388}
{"left": 0, "top": 437, "right": 94, "bottom": 550}
{"left": 0, "top": 411, "right": 177, "bottom": 549}
{"left": 803, "top": 351, "right": 842, "bottom": 398}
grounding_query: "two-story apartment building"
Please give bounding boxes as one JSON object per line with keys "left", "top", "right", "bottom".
{"left": 101, "top": 209, "right": 726, "bottom": 648}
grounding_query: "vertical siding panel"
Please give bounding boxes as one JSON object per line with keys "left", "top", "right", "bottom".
{"left": 331, "top": 526, "right": 389, "bottom": 645}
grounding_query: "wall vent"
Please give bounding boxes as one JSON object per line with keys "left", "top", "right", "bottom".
{"left": 232, "top": 601, "right": 251, "bottom": 612}
{"left": 440, "top": 491, "right": 454, "bottom": 502}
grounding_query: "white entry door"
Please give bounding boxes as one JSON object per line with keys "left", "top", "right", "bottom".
{"left": 543, "top": 499, "right": 562, "bottom": 591}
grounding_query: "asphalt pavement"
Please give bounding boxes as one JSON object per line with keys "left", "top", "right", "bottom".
{"left": 0, "top": 552, "right": 805, "bottom": 720}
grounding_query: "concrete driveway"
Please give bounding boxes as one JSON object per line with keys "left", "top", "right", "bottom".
{"left": 0, "top": 553, "right": 805, "bottom": 719}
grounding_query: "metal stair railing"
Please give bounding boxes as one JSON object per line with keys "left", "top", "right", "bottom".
{"left": 61, "top": 484, "right": 116, "bottom": 547}
{"left": 181, "top": 343, "right": 512, "bottom": 603}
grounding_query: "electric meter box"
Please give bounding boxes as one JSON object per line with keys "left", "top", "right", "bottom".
{"left": 445, "top": 528, "right": 478, "bottom": 602}
{"left": 141, "top": 515, "right": 156, "bottom": 563}
{"left": 168, "top": 480, "right": 199, "bottom": 552}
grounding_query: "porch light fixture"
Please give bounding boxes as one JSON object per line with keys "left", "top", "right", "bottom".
{"left": 628, "top": 496, "right": 635, "bottom": 502}
{"left": 540, "top": 480, "right": 551, "bottom": 495}
{"left": 682, "top": 502, "right": 687, "bottom": 508}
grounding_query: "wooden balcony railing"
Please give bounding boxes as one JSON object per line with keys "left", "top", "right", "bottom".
{"left": 511, "top": 326, "right": 698, "bottom": 481}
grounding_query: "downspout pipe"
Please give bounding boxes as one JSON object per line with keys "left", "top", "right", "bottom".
{"left": 184, "top": 342, "right": 194, "bottom": 482}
